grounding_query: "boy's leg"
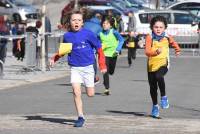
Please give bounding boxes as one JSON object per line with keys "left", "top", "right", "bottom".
{"left": 103, "top": 57, "right": 110, "bottom": 95}
{"left": 83, "top": 66, "right": 95, "bottom": 97}
{"left": 128, "top": 48, "right": 132, "bottom": 66}
{"left": 156, "top": 67, "right": 169, "bottom": 109}
{"left": 70, "top": 66, "right": 85, "bottom": 118}
{"left": 72, "top": 83, "right": 84, "bottom": 117}
{"left": 109, "top": 57, "right": 117, "bottom": 75}
{"left": 72, "top": 83, "right": 85, "bottom": 127}
{"left": 132, "top": 48, "right": 136, "bottom": 59}
{"left": 148, "top": 72, "right": 158, "bottom": 105}
{"left": 103, "top": 72, "right": 110, "bottom": 89}
{"left": 103, "top": 57, "right": 110, "bottom": 89}
{"left": 156, "top": 67, "right": 168, "bottom": 97}
{"left": 148, "top": 72, "right": 160, "bottom": 117}
{"left": 0, "top": 43, "right": 7, "bottom": 63}
{"left": 86, "top": 87, "right": 95, "bottom": 97}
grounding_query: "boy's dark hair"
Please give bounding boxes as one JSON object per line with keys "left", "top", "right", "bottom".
{"left": 36, "top": 20, "right": 42, "bottom": 28}
{"left": 101, "top": 15, "right": 116, "bottom": 29}
{"left": 150, "top": 15, "right": 168, "bottom": 30}
{"left": 69, "top": 10, "right": 83, "bottom": 19}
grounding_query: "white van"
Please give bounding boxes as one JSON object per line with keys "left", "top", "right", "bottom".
{"left": 134, "top": 9, "right": 199, "bottom": 46}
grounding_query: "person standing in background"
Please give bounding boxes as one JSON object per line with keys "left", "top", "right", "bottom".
{"left": 127, "top": 11, "right": 136, "bottom": 33}
{"left": 0, "top": 15, "right": 10, "bottom": 76}
{"left": 126, "top": 31, "right": 137, "bottom": 67}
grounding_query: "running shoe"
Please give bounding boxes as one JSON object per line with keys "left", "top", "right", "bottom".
{"left": 160, "top": 96, "right": 169, "bottom": 109}
{"left": 151, "top": 105, "right": 159, "bottom": 118}
{"left": 103, "top": 89, "right": 110, "bottom": 95}
{"left": 74, "top": 116, "right": 85, "bottom": 127}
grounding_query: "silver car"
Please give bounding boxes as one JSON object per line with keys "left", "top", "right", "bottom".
{"left": 0, "top": 0, "right": 39, "bottom": 22}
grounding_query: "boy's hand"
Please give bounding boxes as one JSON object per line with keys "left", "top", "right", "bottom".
{"left": 113, "top": 51, "right": 120, "bottom": 56}
{"left": 49, "top": 58, "right": 55, "bottom": 67}
{"left": 175, "top": 51, "right": 180, "bottom": 56}
{"left": 49, "top": 53, "right": 61, "bottom": 67}
{"left": 100, "top": 69, "right": 107, "bottom": 74}
{"left": 156, "top": 48, "right": 162, "bottom": 55}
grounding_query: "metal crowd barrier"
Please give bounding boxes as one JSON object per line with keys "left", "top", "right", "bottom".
{"left": 25, "top": 31, "right": 64, "bottom": 71}
{"left": 25, "top": 32, "right": 38, "bottom": 70}
{"left": 0, "top": 31, "right": 64, "bottom": 73}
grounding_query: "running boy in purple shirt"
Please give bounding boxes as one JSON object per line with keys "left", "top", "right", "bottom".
{"left": 50, "top": 10, "right": 107, "bottom": 127}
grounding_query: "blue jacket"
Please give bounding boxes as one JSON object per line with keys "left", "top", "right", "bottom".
{"left": 84, "top": 17, "right": 102, "bottom": 37}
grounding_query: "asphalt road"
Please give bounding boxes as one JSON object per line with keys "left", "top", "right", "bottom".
{"left": 0, "top": 55, "right": 200, "bottom": 134}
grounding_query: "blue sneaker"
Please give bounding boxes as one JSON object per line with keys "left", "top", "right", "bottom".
{"left": 160, "top": 96, "right": 169, "bottom": 109}
{"left": 151, "top": 105, "right": 159, "bottom": 118}
{"left": 74, "top": 117, "right": 85, "bottom": 127}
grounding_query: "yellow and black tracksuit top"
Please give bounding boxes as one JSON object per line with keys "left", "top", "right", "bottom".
{"left": 145, "top": 34, "right": 181, "bottom": 72}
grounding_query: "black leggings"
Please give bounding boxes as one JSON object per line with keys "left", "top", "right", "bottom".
{"left": 148, "top": 66, "right": 168, "bottom": 105}
{"left": 0, "top": 43, "right": 7, "bottom": 63}
{"left": 103, "top": 56, "right": 117, "bottom": 89}
{"left": 128, "top": 47, "right": 136, "bottom": 65}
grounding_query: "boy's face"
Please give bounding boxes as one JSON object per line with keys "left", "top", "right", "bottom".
{"left": 70, "top": 14, "right": 83, "bottom": 31}
{"left": 102, "top": 20, "right": 111, "bottom": 30}
{"left": 129, "top": 31, "right": 134, "bottom": 37}
{"left": 128, "top": 12, "right": 133, "bottom": 17}
{"left": 152, "top": 21, "right": 166, "bottom": 35}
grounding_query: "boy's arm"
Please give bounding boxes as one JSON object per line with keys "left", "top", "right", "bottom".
{"left": 168, "top": 36, "right": 181, "bottom": 55}
{"left": 97, "top": 47, "right": 107, "bottom": 73}
{"left": 145, "top": 34, "right": 158, "bottom": 57}
{"left": 88, "top": 32, "right": 107, "bottom": 73}
{"left": 49, "top": 52, "right": 64, "bottom": 66}
{"left": 113, "top": 30, "right": 124, "bottom": 52}
{"left": 50, "top": 33, "right": 67, "bottom": 65}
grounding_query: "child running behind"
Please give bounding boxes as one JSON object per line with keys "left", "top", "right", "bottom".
{"left": 126, "top": 31, "right": 137, "bottom": 67}
{"left": 99, "top": 16, "right": 124, "bottom": 95}
{"left": 145, "top": 15, "right": 181, "bottom": 118}
{"left": 50, "top": 10, "right": 107, "bottom": 127}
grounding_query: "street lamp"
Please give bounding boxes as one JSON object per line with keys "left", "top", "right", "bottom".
{"left": 40, "top": 0, "right": 50, "bottom": 71}
{"left": 156, "top": 0, "right": 160, "bottom": 9}
{"left": 74, "top": 0, "right": 79, "bottom": 10}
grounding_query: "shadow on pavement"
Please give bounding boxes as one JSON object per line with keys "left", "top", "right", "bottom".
{"left": 132, "top": 79, "right": 148, "bottom": 82}
{"left": 56, "top": 83, "right": 72, "bottom": 86}
{"left": 24, "top": 115, "right": 75, "bottom": 125}
{"left": 107, "top": 110, "right": 162, "bottom": 119}
{"left": 107, "top": 110, "right": 147, "bottom": 117}
{"left": 68, "top": 91, "right": 103, "bottom": 96}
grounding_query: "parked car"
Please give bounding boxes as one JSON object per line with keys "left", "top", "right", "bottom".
{"left": 0, "top": 0, "right": 39, "bottom": 22}
{"left": 86, "top": 5, "right": 129, "bottom": 31}
{"left": 133, "top": 0, "right": 176, "bottom": 9}
{"left": 78, "top": 0, "right": 111, "bottom": 6}
{"left": 134, "top": 9, "right": 199, "bottom": 47}
{"left": 166, "top": 0, "right": 200, "bottom": 18}
{"left": 109, "top": 0, "right": 144, "bottom": 15}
